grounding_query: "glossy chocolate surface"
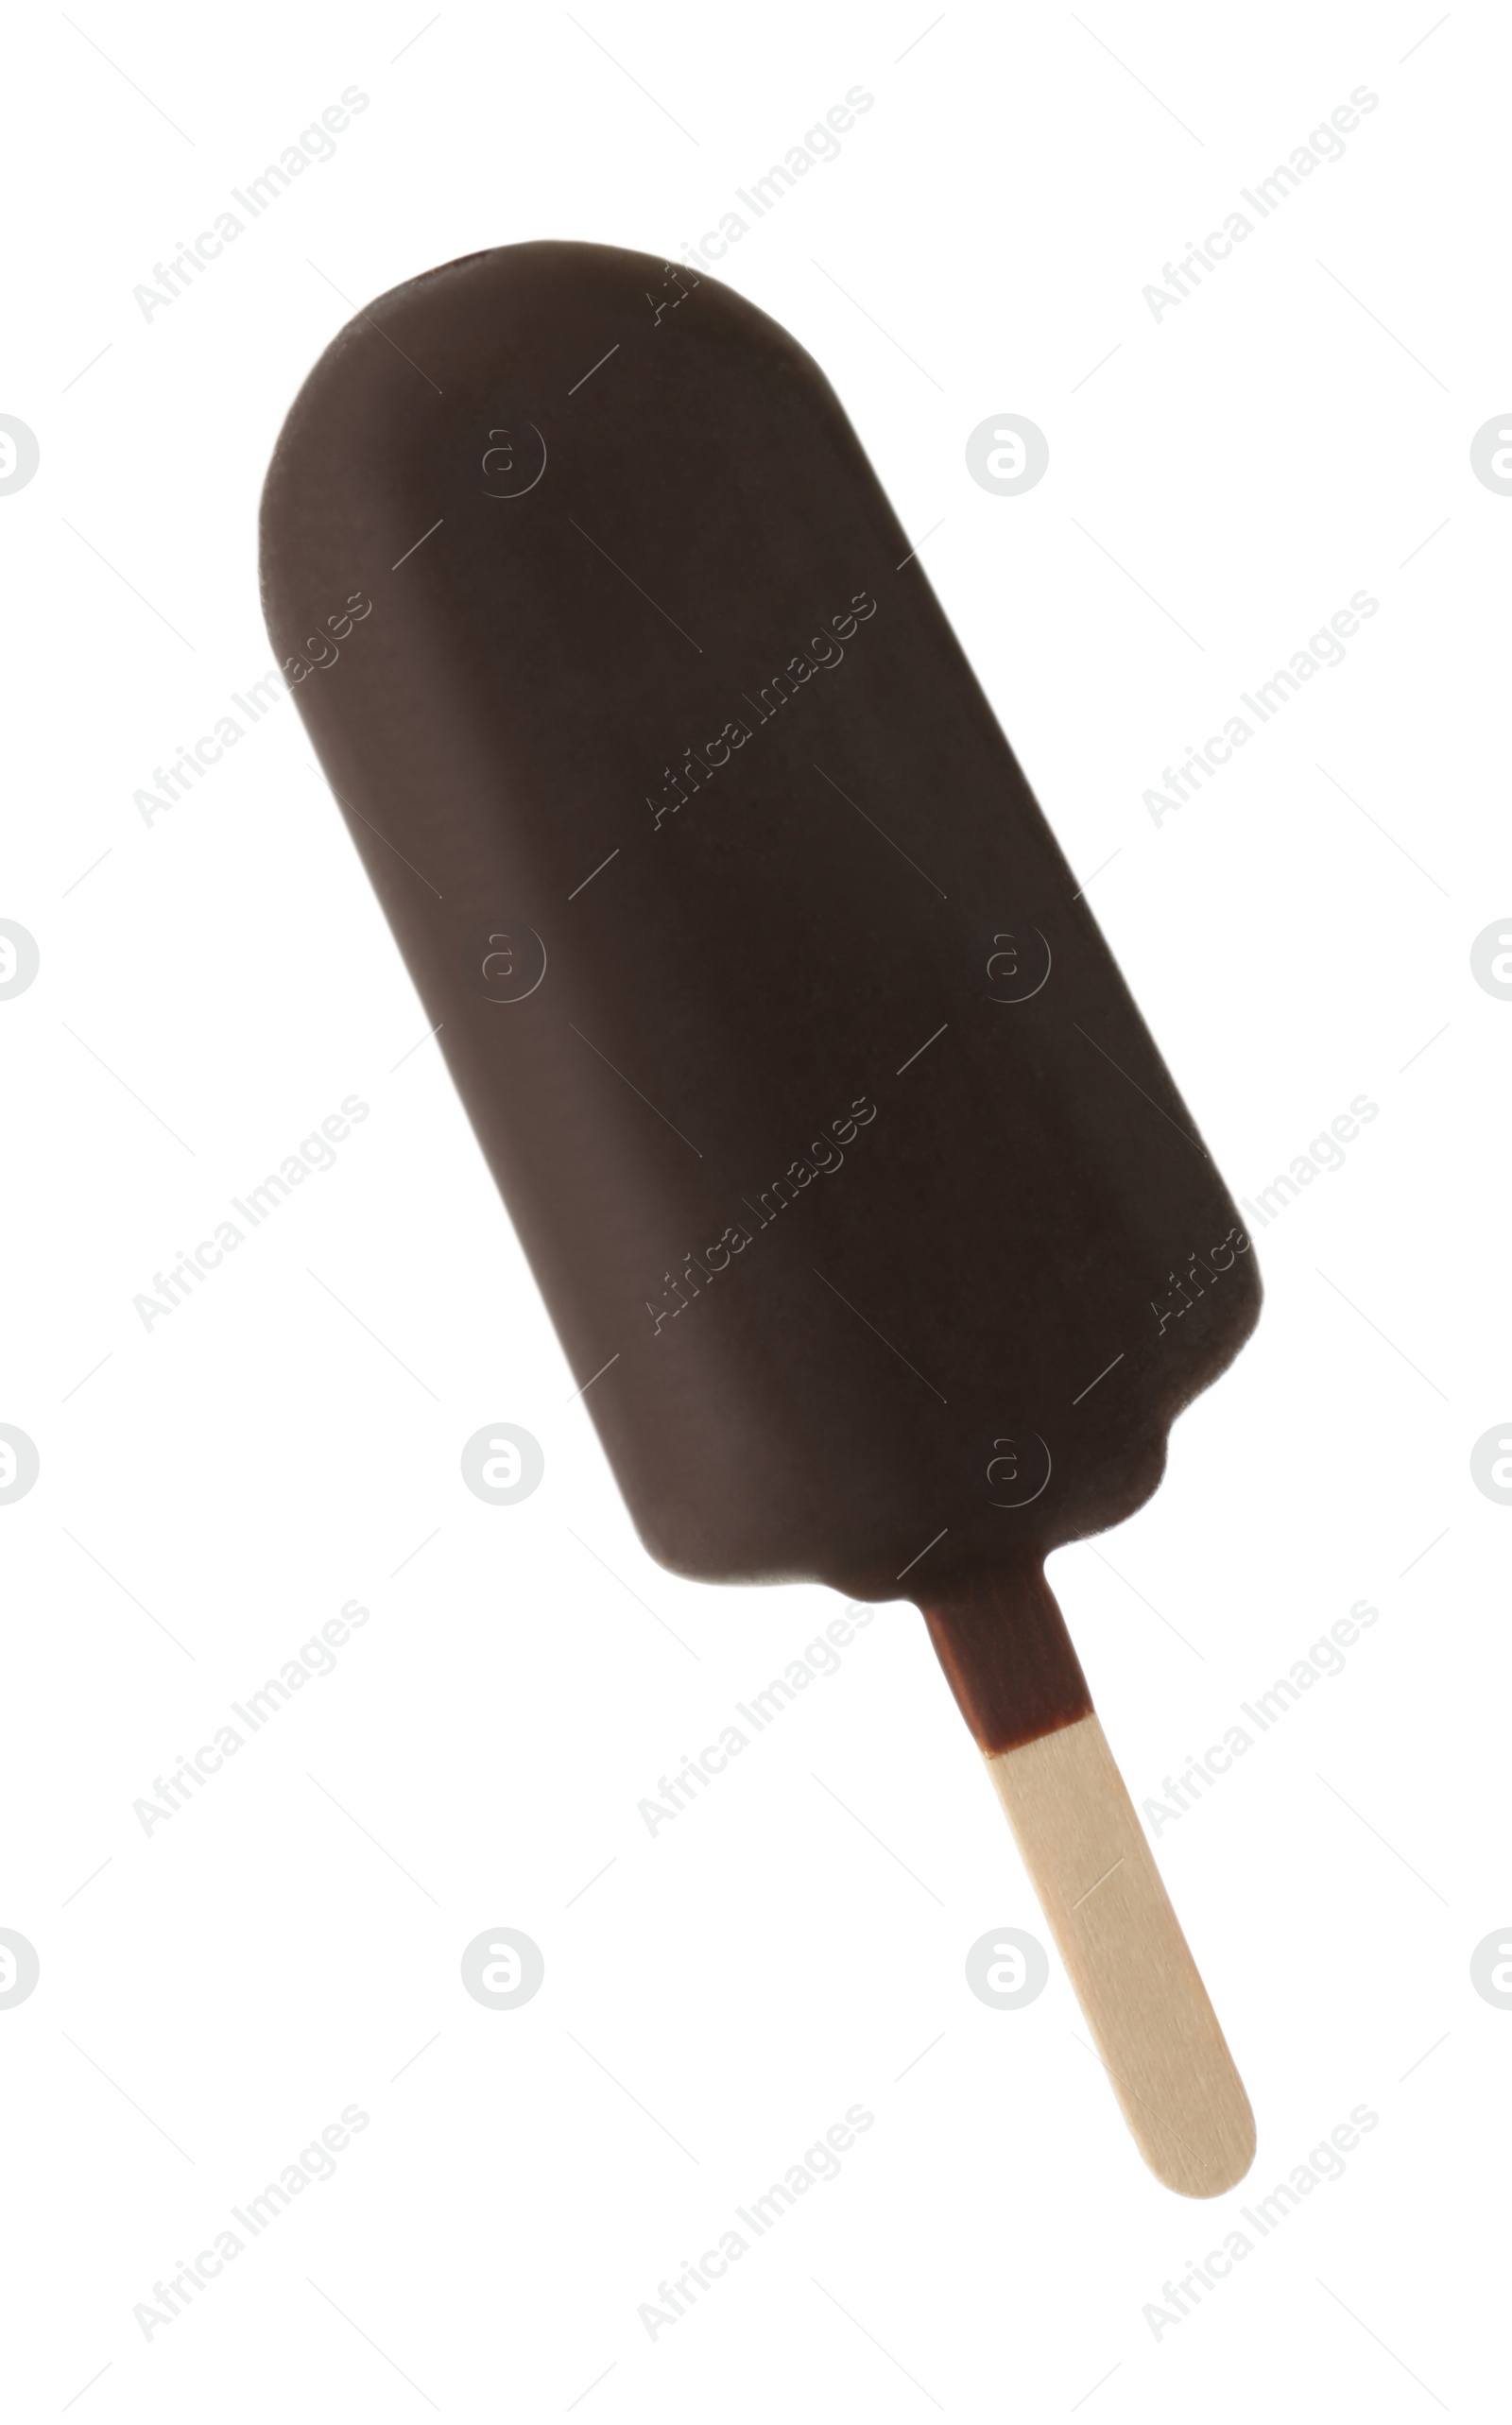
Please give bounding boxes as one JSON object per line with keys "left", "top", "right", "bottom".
{"left": 261, "top": 240, "right": 1260, "bottom": 1612}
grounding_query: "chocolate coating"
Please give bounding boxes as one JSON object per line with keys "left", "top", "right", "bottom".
{"left": 923, "top": 1567, "right": 1093, "bottom": 1755}
{"left": 260, "top": 240, "right": 1260, "bottom": 1621}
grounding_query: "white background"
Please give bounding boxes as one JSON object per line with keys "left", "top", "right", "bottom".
{"left": 2, "top": 3, "right": 1506, "bottom": 2416}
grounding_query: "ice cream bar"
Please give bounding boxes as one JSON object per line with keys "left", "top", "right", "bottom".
{"left": 261, "top": 241, "right": 1261, "bottom": 2194}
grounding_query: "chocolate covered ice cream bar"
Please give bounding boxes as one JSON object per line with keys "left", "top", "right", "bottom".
{"left": 262, "top": 241, "right": 1261, "bottom": 2194}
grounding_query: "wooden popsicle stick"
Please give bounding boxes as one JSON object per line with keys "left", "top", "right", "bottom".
{"left": 984, "top": 1711, "right": 1254, "bottom": 2198}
